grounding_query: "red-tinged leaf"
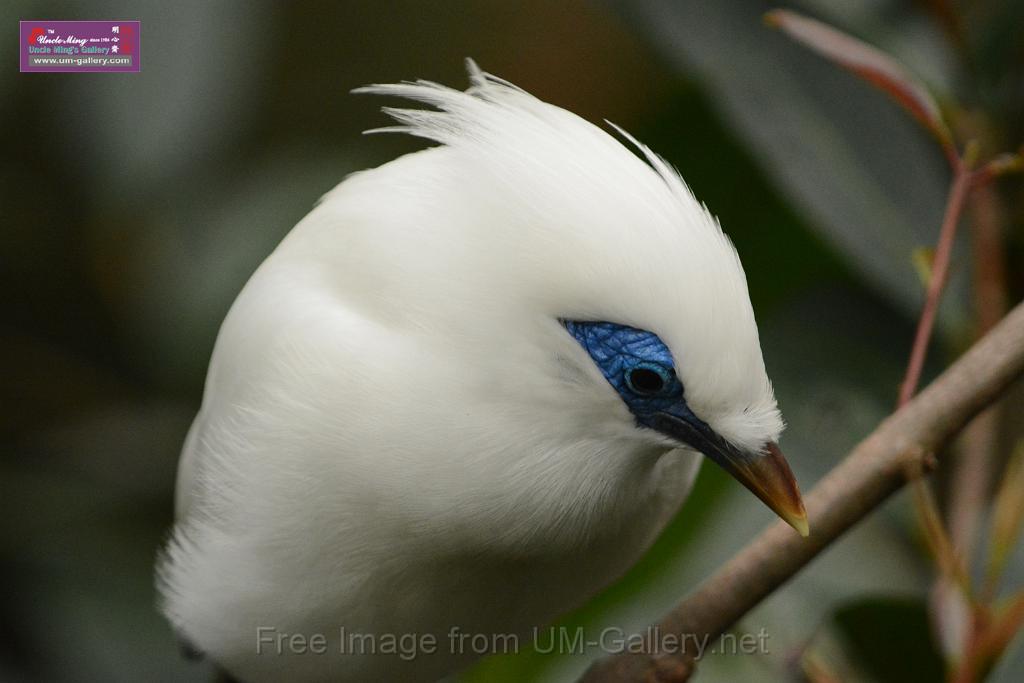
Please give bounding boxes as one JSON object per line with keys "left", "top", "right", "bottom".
{"left": 988, "top": 591, "right": 1024, "bottom": 654}
{"left": 956, "top": 591, "right": 1024, "bottom": 682}
{"left": 931, "top": 576, "right": 971, "bottom": 661}
{"left": 765, "top": 9, "right": 956, "bottom": 164}
{"left": 974, "top": 151, "right": 1024, "bottom": 186}
{"left": 801, "top": 651, "right": 845, "bottom": 683}
{"left": 984, "top": 442, "right": 1024, "bottom": 596}
{"left": 912, "top": 477, "right": 971, "bottom": 591}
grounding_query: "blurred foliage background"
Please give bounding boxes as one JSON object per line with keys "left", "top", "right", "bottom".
{"left": 3, "top": 1, "right": 1024, "bottom": 681}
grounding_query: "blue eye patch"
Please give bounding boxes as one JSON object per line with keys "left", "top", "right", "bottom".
{"left": 562, "top": 320, "right": 684, "bottom": 418}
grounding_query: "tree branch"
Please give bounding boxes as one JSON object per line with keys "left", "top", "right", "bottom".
{"left": 581, "top": 300, "right": 1024, "bottom": 683}
{"left": 950, "top": 179, "right": 1009, "bottom": 562}
{"left": 897, "top": 156, "right": 972, "bottom": 407}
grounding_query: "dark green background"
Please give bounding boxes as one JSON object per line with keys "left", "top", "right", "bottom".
{"left": 3, "top": 1, "right": 1023, "bottom": 681}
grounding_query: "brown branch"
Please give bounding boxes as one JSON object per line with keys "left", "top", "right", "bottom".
{"left": 580, "top": 300, "right": 1024, "bottom": 683}
{"left": 949, "top": 180, "right": 1009, "bottom": 558}
{"left": 897, "top": 156, "right": 973, "bottom": 406}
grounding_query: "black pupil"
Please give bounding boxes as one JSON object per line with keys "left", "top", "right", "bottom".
{"left": 629, "top": 368, "right": 665, "bottom": 394}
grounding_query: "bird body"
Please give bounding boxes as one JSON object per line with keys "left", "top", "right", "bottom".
{"left": 158, "top": 63, "right": 804, "bottom": 682}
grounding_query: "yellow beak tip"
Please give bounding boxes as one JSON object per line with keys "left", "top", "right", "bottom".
{"left": 789, "top": 515, "right": 810, "bottom": 538}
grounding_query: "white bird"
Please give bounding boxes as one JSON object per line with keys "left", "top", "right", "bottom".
{"left": 157, "top": 61, "right": 807, "bottom": 683}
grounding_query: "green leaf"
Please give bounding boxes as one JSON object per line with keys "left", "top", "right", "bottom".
{"left": 986, "top": 443, "right": 1024, "bottom": 598}
{"left": 764, "top": 9, "right": 955, "bottom": 160}
{"left": 610, "top": 0, "right": 967, "bottom": 329}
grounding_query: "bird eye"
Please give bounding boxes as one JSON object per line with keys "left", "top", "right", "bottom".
{"left": 625, "top": 364, "right": 671, "bottom": 396}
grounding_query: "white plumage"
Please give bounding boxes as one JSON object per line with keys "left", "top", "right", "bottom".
{"left": 157, "top": 61, "right": 803, "bottom": 682}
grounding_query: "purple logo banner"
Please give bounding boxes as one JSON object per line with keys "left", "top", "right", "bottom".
{"left": 20, "top": 20, "right": 140, "bottom": 73}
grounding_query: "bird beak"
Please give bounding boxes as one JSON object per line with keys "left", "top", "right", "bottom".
{"left": 650, "top": 410, "right": 809, "bottom": 537}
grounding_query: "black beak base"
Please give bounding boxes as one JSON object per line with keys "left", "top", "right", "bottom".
{"left": 650, "top": 410, "right": 808, "bottom": 536}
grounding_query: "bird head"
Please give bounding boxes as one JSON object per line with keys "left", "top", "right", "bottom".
{"left": 560, "top": 319, "right": 806, "bottom": 536}
{"left": 349, "top": 61, "right": 807, "bottom": 536}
